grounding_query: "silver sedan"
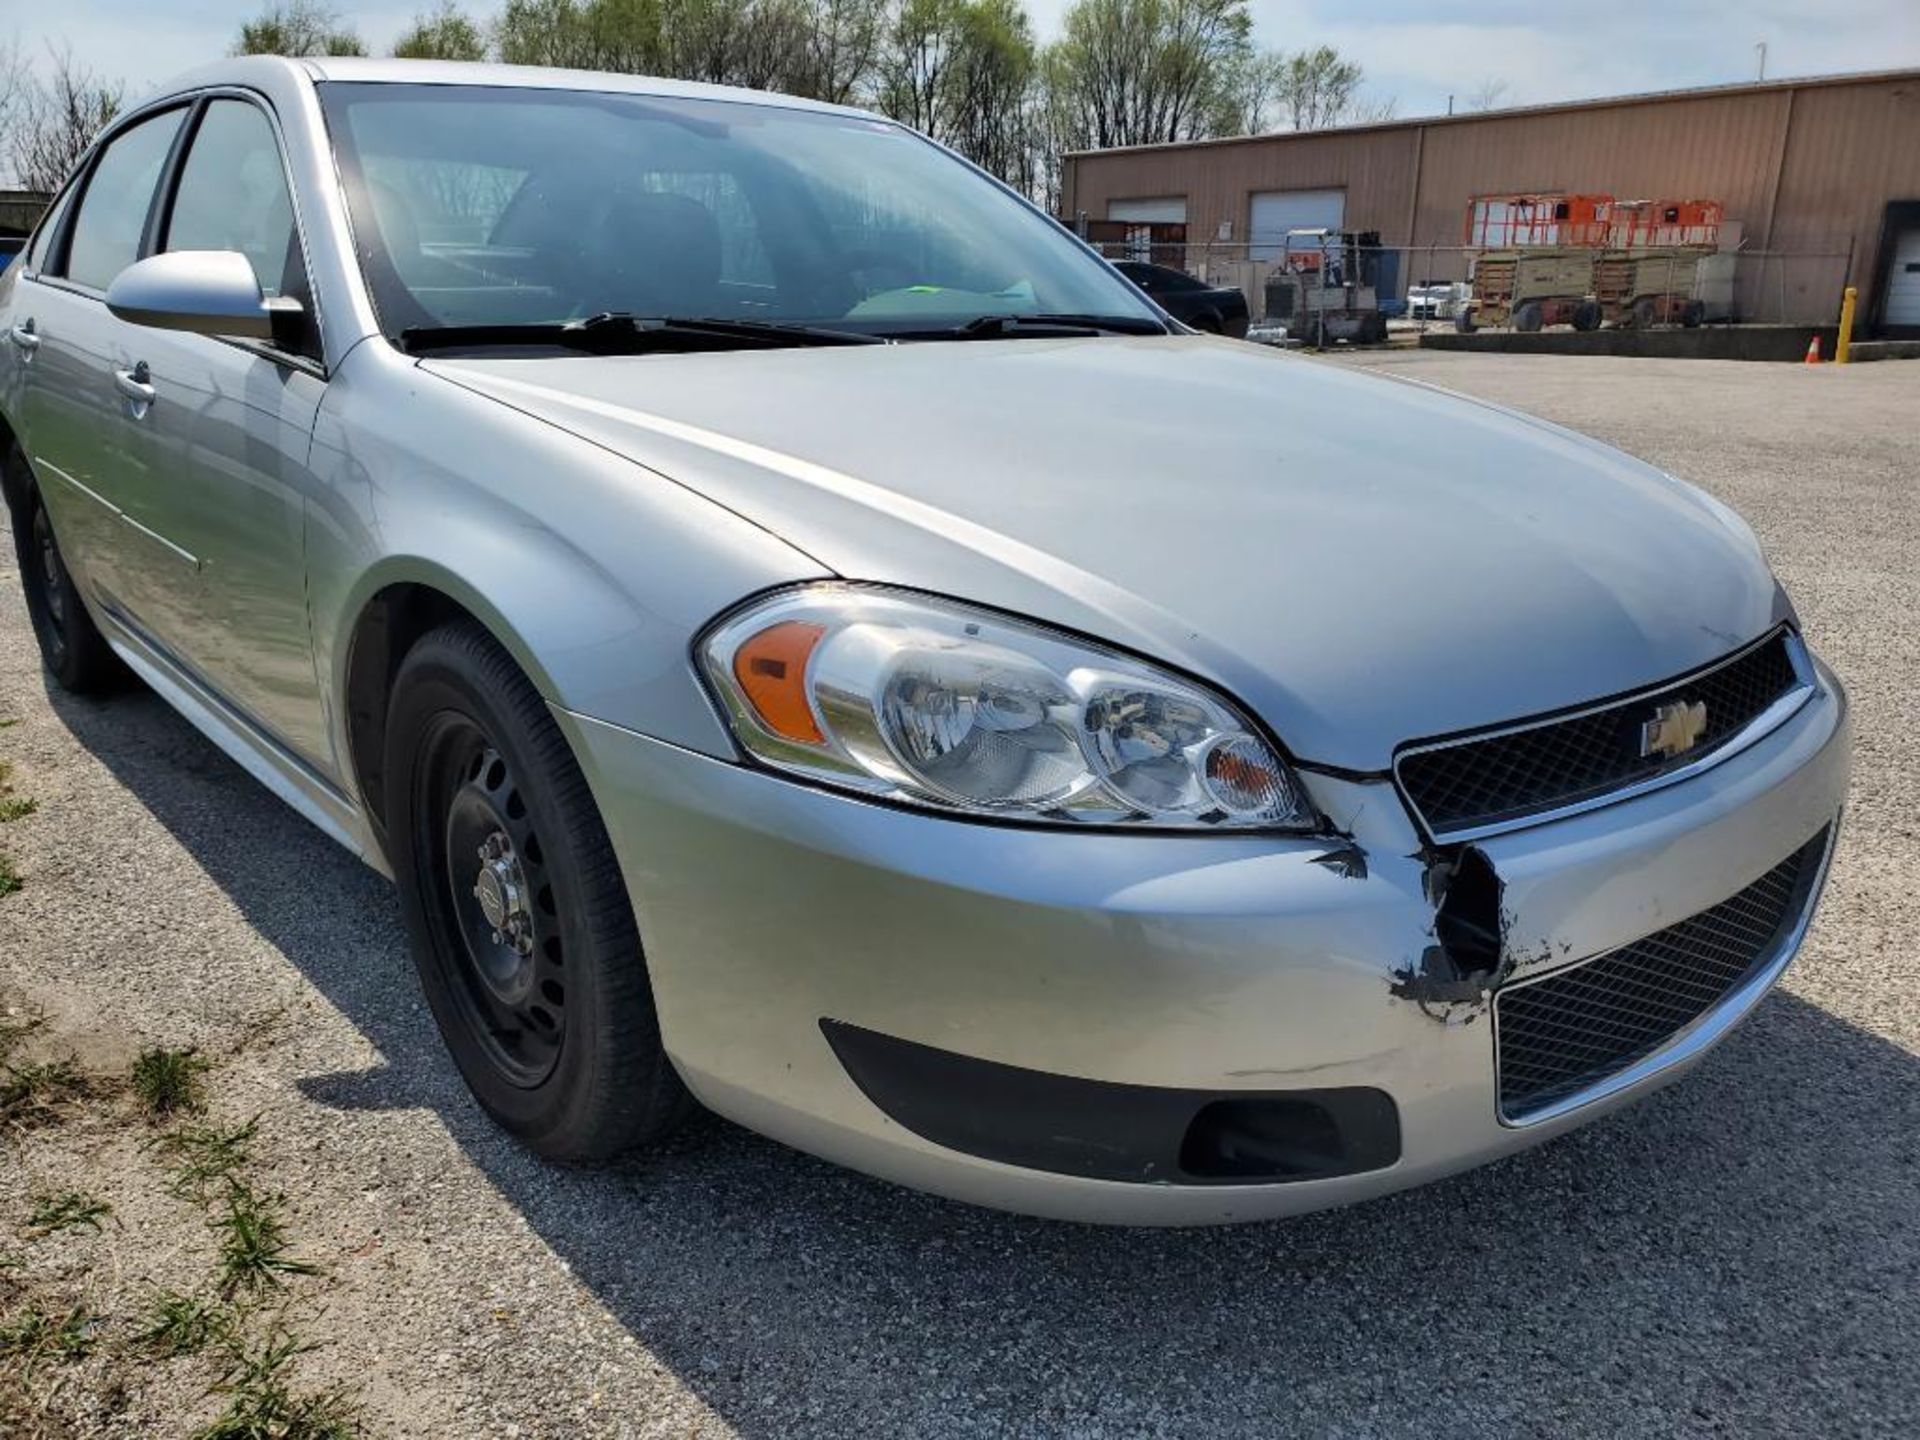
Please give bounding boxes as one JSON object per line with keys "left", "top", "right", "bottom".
{"left": 0, "top": 58, "right": 1847, "bottom": 1224}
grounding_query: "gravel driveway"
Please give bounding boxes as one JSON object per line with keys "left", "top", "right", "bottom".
{"left": 2, "top": 351, "right": 1916, "bottom": 1437}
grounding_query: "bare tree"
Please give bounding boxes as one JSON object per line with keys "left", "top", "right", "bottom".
{"left": 0, "top": 39, "right": 26, "bottom": 158}
{"left": 234, "top": 1, "right": 368, "bottom": 57}
{"left": 1463, "top": 76, "right": 1509, "bottom": 112}
{"left": 9, "top": 45, "right": 125, "bottom": 193}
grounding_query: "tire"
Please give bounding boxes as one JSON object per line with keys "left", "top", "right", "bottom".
{"left": 1631, "top": 297, "right": 1657, "bottom": 330}
{"left": 1454, "top": 308, "right": 1477, "bottom": 334}
{"left": 384, "top": 619, "right": 693, "bottom": 1161}
{"left": 5, "top": 443, "right": 124, "bottom": 694}
{"left": 1572, "top": 301, "right": 1602, "bottom": 332}
{"left": 1682, "top": 300, "right": 1706, "bottom": 328}
{"left": 1512, "top": 302, "right": 1544, "bottom": 333}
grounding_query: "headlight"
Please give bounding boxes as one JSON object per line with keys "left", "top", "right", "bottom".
{"left": 699, "top": 585, "right": 1318, "bottom": 831}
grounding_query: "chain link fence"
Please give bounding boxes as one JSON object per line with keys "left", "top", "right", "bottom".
{"left": 1090, "top": 239, "right": 1854, "bottom": 332}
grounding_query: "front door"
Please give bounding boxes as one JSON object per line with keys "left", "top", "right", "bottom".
{"left": 110, "top": 96, "right": 334, "bottom": 774}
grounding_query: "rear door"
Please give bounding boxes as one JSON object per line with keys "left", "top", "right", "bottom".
{"left": 10, "top": 106, "right": 189, "bottom": 607}
{"left": 113, "top": 94, "right": 333, "bottom": 771}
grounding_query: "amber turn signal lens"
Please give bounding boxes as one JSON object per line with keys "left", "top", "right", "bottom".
{"left": 732, "top": 621, "right": 827, "bottom": 744}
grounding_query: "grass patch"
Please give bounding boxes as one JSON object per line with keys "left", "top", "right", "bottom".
{"left": 26, "top": 1190, "right": 111, "bottom": 1237}
{"left": 0, "top": 1303, "right": 98, "bottom": 1366}
{"left": 131, "top": 1047, "right": 209, "bottom": 1119}
{"left": 214, "top": 1181, "right": 318, "bottom": 1295}
{"left": 138, "top": 1290, "right": 233, "bottom": 1358}
{"left": 153, "top": 1117, "right": 259, "bottom": 1201}
{"left": 0, "top": 798, "right": 35, "bottom": 824}
{"left": 0, "top": 1013, "right": 42, "bottom": 1064}
{"left": 194, "top": 1324, "right": 361, "bottom": 1440}
{"left": 0, "top": 853, "right": 19, "bottom": 898}
{"left": 0, "top": 1057, "right": 91, "bottom": 1130}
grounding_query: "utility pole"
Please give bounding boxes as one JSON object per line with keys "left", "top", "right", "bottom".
{"left": 1755, "top": 41, "right": 1767, "bottom": 81}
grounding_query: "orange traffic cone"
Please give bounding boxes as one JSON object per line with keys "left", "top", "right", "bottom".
{"left": 1804, "top": 334, "right": 1822, "bottom": 364}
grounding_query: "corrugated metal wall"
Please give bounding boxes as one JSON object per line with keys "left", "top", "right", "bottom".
{"left": 1062, "top": 71, "right": 1920, "bottom": 327}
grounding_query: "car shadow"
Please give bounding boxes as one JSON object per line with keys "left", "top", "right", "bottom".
{"left": 42, "top": 679, "right": 1920, "bottom": 1437}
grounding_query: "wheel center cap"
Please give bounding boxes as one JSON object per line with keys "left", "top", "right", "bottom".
{"left": 474, "top": 866, "right": 512, "bottom": 929}
{"left": 471, "top": 831, "right": 533, "bottom": 969}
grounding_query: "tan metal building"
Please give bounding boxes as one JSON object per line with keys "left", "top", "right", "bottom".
{"left": 1061, "top": 68, "right": 1920, "bottom": 334}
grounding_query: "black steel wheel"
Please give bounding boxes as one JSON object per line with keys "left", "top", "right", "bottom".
{"left": 385, "top": 619, "right": 692, "bottom": 1159}
{"left": 5, "top": 443, "right": 123, "bottom": 694}
{"left": 422, "top": 721, "right": 567, "bottom": 1088}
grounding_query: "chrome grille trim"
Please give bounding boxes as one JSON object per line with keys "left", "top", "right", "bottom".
{"left": 1395, "top": 627, "right": 1815, "bottom": 843}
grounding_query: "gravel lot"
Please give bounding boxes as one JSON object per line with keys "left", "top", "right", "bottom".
{"left": 2, "top": 350, "right": 1916, "bottom": 1437}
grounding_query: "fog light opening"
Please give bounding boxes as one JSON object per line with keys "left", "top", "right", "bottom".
{"left": 1179, "top": 1097, "right": 1348, "bottom": 1180}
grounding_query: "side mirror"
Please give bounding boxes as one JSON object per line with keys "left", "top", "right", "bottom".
{"left": 105, "top": 250, "right": 302, "bottom": 341}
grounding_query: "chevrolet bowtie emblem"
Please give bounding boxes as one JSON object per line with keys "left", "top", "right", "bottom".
{"left": 1640, "top": 699, "right": 1709, "bottom": 760}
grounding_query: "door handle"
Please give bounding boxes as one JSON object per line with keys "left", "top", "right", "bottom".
{"left": 8, "top": 319, "right": 39, "bottom": 354}
{"left": 114, "top": 361, "right": 156, "bottom": 411}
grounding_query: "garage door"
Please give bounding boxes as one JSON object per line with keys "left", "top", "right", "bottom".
{"left": 1886, "top": 226, "right": 1920, "bottom": 327}
{"left": 1106, "top": 197, "right": 1187, "bottom": 225}
{"left": 1250, "top": 189, "right": 1345, "bottom": 260}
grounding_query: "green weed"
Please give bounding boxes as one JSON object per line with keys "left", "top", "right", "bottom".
{"left": 0, "top": 1057, "right": 91, "bottom": 1130}
{"left": 193, "top": 1324, "right": 361, "bottom": 1440}
{"left": 214, "top": 1181, "right": 318, "bottom": 1295}
{"left": 0, "top": 1304, "right": 98, "bottom": 1366}
{"left": 130, "top": 1046, "right": 209, "bottom": 1119}
{"left": 26, "top": 1191, "right": 111, "bottom": 1236}
{"left": 152, "top": 1118, "right": 260, "bottom": 1201}
{"left": 138, "top": 1290, "right": 233, "bottom": 1358}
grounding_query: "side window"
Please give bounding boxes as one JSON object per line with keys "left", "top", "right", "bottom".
{"left": 24, "top": 180, "right": 78, "bottom": 272}
{"left": 62, "top": 108, "right": 187, "bottom": 290}
{"left": 166, "top": 100, "right": 305, "bottom": 303}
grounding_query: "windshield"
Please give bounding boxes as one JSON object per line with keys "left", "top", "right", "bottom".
{"left": 317, "top": 82, "right": 1162, "bottom": 343}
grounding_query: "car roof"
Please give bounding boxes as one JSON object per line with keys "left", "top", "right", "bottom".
{"left": 138, "top": 55, "right": 880, "bottom": 123}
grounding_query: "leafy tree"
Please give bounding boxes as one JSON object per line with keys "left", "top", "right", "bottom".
{"left": 874, "top": 0, "right": 1035, "bottom": 181}
{"left": 234, "top": 1, "right": 368, "bottom": 56}
{"left": 1044, "top": 0, "right": 1253, "bottom": 150}
{"left": 1274, "top": 44, "right": 1361, "bottom": 129}
{"left": 943, "top": 0, "right": 1038, "bottom": 184}
{"left": 875, "top": 0, "right": 961, "bottom": 139}
{"left": 394, "top": 2, "right": 490, "bottom": 60}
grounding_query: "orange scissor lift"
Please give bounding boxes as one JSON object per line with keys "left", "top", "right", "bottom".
{"left": 1593, "top": 199, "right": 1724, "bottom": 328}
{"left": 1456, "top": 194, "right": 1614, "bottom": 333}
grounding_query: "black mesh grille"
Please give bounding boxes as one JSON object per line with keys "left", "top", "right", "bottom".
{"left": 1397, "top": 631, "right": 1803, "bottom": 838}
{"left": 1495, "top": 830, "right": 1826, "bottom": 1120}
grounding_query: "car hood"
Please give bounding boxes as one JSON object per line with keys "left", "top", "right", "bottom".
{"left": 424, "top": 338, "right": 1784, "bottom": 772}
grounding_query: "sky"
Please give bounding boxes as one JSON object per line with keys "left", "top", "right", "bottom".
{"left": 7, "top": 0, "right": 1920, "bottom": 118}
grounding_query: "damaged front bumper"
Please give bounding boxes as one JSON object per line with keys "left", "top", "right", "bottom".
{"left": 559, "top": 657, "right": 1848, "bottom": 1226}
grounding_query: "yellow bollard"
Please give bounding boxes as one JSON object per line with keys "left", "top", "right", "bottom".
{"left": 1836, "top": 285, "right": 1857, "bottom": 365}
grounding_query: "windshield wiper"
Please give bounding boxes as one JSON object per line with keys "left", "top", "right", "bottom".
{"left": 399, "top": 312, "right": 887, "bottom": 355}
{"left": 893, "top": 313, "right": 1172, "bottom": 341}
